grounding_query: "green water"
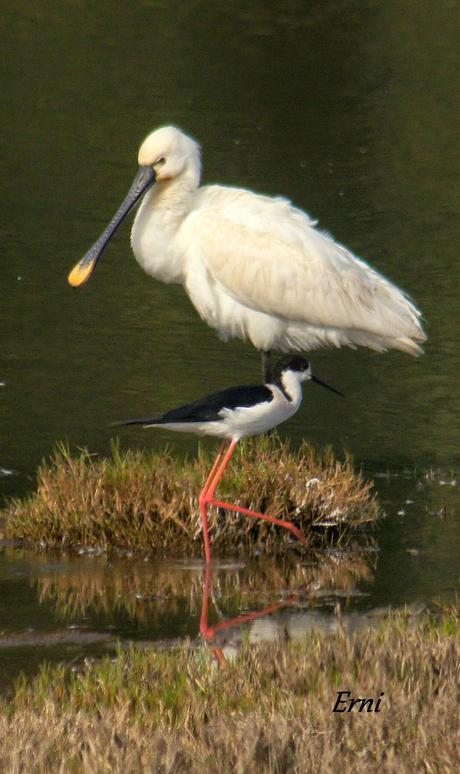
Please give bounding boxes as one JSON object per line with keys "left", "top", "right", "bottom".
{"left": 0, "top": 0, "right": 459, "bottom": 686}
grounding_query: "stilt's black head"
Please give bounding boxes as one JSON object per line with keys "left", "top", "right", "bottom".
{"left": 272, "top": 355, "right": 344, "bottom": 397}
{"left": 272, "top": 355, "right": 311, "bottom": 383}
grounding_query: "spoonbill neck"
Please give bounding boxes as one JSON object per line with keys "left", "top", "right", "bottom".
{"left": 131, "top": 175, "right": 198, "bottom": 284}
{"left": 150, "top": 156, "right": 201, "bottom": 206}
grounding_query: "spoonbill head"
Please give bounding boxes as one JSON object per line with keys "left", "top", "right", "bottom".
{"left": 113, "top": 354, "right": 342, "bottom": 562}
{"left": 137, "top": 125, "right": 201, "bottom": 181}
{"left": 68, "top": 126, "right": 426, "bottom": 377}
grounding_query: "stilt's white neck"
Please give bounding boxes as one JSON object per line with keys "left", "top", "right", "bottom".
{"left": 278, "top": 370, "right": 303, "bottom": 407}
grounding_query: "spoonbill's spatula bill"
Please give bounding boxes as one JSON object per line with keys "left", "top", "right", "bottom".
{"left": 69, "top": 126, "right": 426, "bottom": 380}
{"left": 113, "top": 355, "right": 343, "bottom": 563}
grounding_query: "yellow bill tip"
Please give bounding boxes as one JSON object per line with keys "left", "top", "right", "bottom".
{"left": 67, "top": 260, "right": 96, "bottom": 288}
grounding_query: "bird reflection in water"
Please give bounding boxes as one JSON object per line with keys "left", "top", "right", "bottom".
{"left": 199, "top": 562, "right": 306, "bottom": 665}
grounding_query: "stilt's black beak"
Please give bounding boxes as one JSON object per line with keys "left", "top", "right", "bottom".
{"left": 68, "top": 165, "right": 156, "bottom": 287}
{"left": 311, "top": 374, "right": 344, "bottom": 397}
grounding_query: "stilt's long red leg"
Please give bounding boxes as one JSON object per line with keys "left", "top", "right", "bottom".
{"left": 198, "top": 437, "right": 309, "bottom": 562}
{"left": 198, "top": 441, "right": 230, "bottom": 563}
{"left": 201, "top": 441, "right": 228, "bottom": 497}
{"left": 206, "top": 439, "right": 238, "bottom": 500}
{"left": 210, "top": 498, "right": 309, "bottom": 546}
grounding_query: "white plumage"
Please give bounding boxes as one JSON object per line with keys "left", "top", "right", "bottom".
{"left": 69, "top": 125, "right": 426, "bottom": 359}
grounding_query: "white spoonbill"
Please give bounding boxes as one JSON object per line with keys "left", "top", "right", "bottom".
{"left": 68, "top": 126, "right": 426, "bottom": 379}
{"left": 113, "top": 354, "right": 342, "bottom": 563}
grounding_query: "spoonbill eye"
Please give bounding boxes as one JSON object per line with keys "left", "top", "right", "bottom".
{"left": 155, "top": 156, "right": 166, "bottom": 167}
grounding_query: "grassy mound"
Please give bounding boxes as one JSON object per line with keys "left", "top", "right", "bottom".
{"left": 1, "top": 437, "right": 379, "bottom": 555}
{"left": 1, "top": 607, "right": 458, "bottom": 772}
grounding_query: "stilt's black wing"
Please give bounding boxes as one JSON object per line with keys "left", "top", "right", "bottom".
{"left": 111, "top": 416, "right": 164, "bottom": 427}
{"left": 113, "top": 384, "right": 274, "bottom": 427}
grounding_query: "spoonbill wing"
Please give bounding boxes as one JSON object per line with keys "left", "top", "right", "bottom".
{"left": 185, "top": 187, "right": 425, "bottom": 348}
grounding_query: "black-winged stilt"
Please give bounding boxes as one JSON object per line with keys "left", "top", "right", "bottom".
{"left": 113, "top": 355, "right": 342, "bottom": 562}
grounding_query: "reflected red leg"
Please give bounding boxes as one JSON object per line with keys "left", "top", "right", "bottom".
{"left": 200, "top": 562, "right": 298, "bottom": 665}
{"left": 199, "top": 562, "right": 213, "bottom": 638}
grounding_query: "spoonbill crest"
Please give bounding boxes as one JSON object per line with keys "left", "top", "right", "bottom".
{"left": 113, "top": 354, "right": 342, "bottom": 563}
{"left": 68, "top": 126, "right": 426, "bottom": 378}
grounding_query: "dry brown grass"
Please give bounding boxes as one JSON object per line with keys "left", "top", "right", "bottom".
{"left": 1, "top": 437, "right": 378, "bottom": 556}
{"left": 0, "top": 607, "right": 458, "bottom": 773}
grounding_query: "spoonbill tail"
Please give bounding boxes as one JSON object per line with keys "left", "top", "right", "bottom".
{"left": 113, "top": 354, "right": 343, "bottom": 563}
{"left": 68, "top": 126, "right": 426, "bottom": 380}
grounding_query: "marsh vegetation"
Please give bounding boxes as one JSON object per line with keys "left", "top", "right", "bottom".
{"left": 2, "top": 437, "right": 378, "bottom": 556}
{"left": 1, "top": 606, "right": 458, "bottom": 772}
